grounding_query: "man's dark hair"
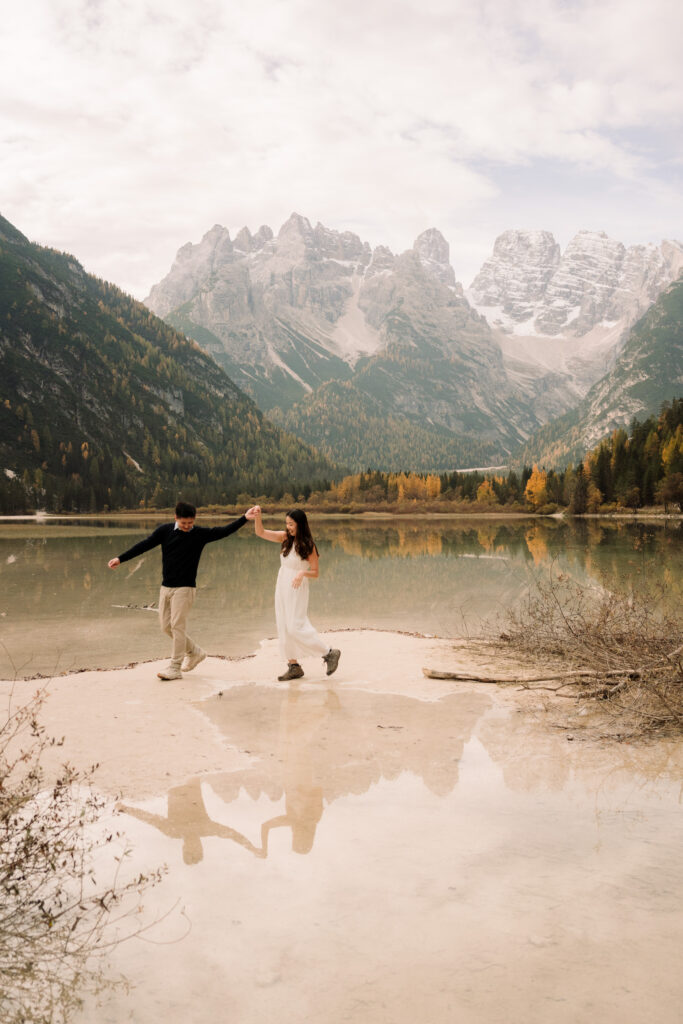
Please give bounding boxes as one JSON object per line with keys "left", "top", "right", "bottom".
{"left": 175, "top": 501, "right": 196, "bottom": 519}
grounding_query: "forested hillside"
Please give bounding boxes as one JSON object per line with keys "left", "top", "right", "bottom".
{"left": 301, "top": 399, "right": 683, "bottom": 513}
{"left": 0, "top": 214, "right": 334, "bottom": 512}
{"left": 268, "top": 379, "right": 499, "bottom": 472}
{"left": 516, "top": 276, "right": 683, "bottom": 468}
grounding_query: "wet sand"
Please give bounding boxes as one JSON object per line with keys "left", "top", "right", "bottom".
{"left": 2, "top": 631, "right": 682, "bottom": 1023}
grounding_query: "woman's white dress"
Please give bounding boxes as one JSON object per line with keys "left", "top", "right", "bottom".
{"left": 275, "top": 548, "right": 329, "bottom": 662}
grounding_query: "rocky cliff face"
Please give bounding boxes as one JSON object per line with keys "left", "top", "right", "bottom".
{"left": 467, "top": 229, "right": 683, "bottom": 422}
{"left": 146, "top": 215, "right": 682, "bottom": 470}
{"left": 412, "top": 228, "right": 458, "bottom": 288}
{"left": 146, "top": 216, "right": 541, "bottom": 464}
{"left": 146, "top": 215, "right": 473, "bottom": 401}
{"left": 468, "top": 229, "right": 683, "bottom": 338}
{"left": 146, "top": 213, "right": 381, "bottom": 410}
{"left": 467, "top": 230, "right": 561, "bottom": 324}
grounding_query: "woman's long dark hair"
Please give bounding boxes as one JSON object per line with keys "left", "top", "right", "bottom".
{"left": 281, "top": 509, "right": 318, "bottom": 560}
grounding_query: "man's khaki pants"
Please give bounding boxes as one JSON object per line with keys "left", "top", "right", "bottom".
{"left": 159, "top": 586, "right": 199, "bottom": 668}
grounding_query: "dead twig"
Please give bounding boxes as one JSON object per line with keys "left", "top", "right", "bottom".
{"left": 1, "top": 686, "right": 165, "bottom": 1023}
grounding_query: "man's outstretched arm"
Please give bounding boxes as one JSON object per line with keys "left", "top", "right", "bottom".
{"left": 108, "top": 524, "right": 166, "bottom": 569}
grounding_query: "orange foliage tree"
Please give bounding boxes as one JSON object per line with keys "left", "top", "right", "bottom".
{"left": 524, "top": 465, "right": 548, "bottom": 509}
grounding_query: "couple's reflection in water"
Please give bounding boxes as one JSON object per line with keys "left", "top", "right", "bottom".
{"left": 118, "top": 683, "right": 490, "bottom": 862}
{"left": 117, "top": 776, "right": 261, "bottom": 863}
{"left": 118, "top": 685, "right": 339, "bottom": 861}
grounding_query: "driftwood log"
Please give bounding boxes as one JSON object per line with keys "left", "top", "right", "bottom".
{"left": 421, "top": 667, "right": 639, "bottom": 684}
{"left": 422, "top": 642, "right": 683, "bottom": 687}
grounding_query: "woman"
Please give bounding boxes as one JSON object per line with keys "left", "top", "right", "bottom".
{"left": 253, "top": 507, "right": 340, "bottom": 681}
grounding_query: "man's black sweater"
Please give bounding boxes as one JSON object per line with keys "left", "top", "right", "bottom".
{"left": 117, "top": 516, "right": 247, "bottom": 587}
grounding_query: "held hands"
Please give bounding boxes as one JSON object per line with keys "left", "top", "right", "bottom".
{"left": 245, "top": 505, "right": 261, "bottom": 520}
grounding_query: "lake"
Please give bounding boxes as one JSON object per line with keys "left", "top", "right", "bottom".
{"left": 3, "top": 515, "right": 683, "bottom": 1024}
{"left": 1, "top": 515, "right": 680, "bottom": 679}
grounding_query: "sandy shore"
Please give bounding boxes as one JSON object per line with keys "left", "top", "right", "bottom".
{"left": 1, "top": 630, "right": 525, "bottom": 798}
{"left": 3, "top": 630, "right": 683, "bottom": 1024}
{"left": 2, "top": 627, "right": 681, "bottom": 797}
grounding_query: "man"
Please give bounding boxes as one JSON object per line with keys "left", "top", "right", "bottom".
{"left": 108, "top": 500, "right": 259, "bottom": 680}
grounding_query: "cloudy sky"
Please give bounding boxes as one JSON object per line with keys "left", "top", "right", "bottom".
{"left": 1, "top": 0, "right": 681, "bottom": 298}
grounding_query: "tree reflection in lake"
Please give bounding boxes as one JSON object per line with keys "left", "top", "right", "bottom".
{"left": 0, "top": 517, "right": 680, "bottom": 677}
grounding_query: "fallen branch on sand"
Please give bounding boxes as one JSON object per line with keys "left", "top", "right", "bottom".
{"left": 430, "top": 573, "right": 683, "bottom": 734}
{"left": 422, "top": 667, "right": 639, "bottom": 684}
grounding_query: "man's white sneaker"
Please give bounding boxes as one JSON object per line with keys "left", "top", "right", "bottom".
{"left": 183, "top": 649, "right": 207, "bottom": 672}
{"left": 157, "top": 666, "right": 183, "bottom": 681}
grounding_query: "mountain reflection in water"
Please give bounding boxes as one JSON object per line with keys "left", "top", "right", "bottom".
{"left": 118, "top": 683, "right": 491, "bottom": 860}
{"left": 0, "top": 517, "right": 680, "bottom": 677}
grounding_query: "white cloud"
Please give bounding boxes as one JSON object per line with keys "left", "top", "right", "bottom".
{"left": 0, "top": 0, "right": 680, "bottom": 295}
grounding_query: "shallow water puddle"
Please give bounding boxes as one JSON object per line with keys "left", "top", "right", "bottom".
{"left": 78, "top": 683, "right": 683, "bottom": 1024}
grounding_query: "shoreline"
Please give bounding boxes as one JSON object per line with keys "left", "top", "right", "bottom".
{"left": 2, "top": 631, "right": 522, "bottom": 797}
{"left": 2, "top": 625, "right": 450, "bottom": 683}
{"left": 1, "top": 631, "right": 671, "bottom": 796}
{"left": 0, "top": 629, "right": 603, "bottom": 788}
{"left": 1, "top": 509, "right": 681, "bottom": 522}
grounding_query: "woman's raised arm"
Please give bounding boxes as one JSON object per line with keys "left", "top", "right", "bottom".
{"left": 253, "top": 508, "right": 287, "bottom": 543}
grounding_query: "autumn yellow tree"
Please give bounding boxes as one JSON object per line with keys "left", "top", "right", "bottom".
{"left": 391, "top": 472, "right": 429, "bottom": 501}
{"left": 476, "top": 479, "right": 498, "bottom": 505}
{"left": 586, "top": 481, "right": 603, "bottom": 513}
{"left": 524, "top": 465, "right": 548, "bottom": 509}
{"left": 661, "top": 425, "right": 683, "bottom": 471}
{"left": 404, "top": 473, "right": 428, "bottom": 500}
{"left": 426, "top": 474, "right": 441, "bottom": 499}
{"left": 332, "top": 475, "right": 358, "bottom": 502}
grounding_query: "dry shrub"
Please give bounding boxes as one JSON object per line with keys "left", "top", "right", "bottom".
{"left": 0, "top": 687, "right": 163, "bottom": 1024}
{"left": 500, "top": 572, "right": 683, "bottom": 733}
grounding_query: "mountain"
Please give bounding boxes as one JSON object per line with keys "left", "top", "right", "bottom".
{"left": 146, "top": 215, "right": 682, "bottom": 472}
{"left": 0, "top": 213, "right": 334, "bottom": 512}
{"left": 514, "top": 276, "right": 683, "bottom": 468}
{"left": 147, "top": 215, "right": 550, "bottom": 468}
{"left": 468, "top": 229, "right": 683, "bottom": 395}
{"left": 146, "top": 215, "right": 366, "bottom": 411}
{"left": 469, "top": 229, "right": 683, "bottom": 336}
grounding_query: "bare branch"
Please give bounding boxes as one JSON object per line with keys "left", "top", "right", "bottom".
{"left": 432, "top": 573, "right": 683, "bottom": 736}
